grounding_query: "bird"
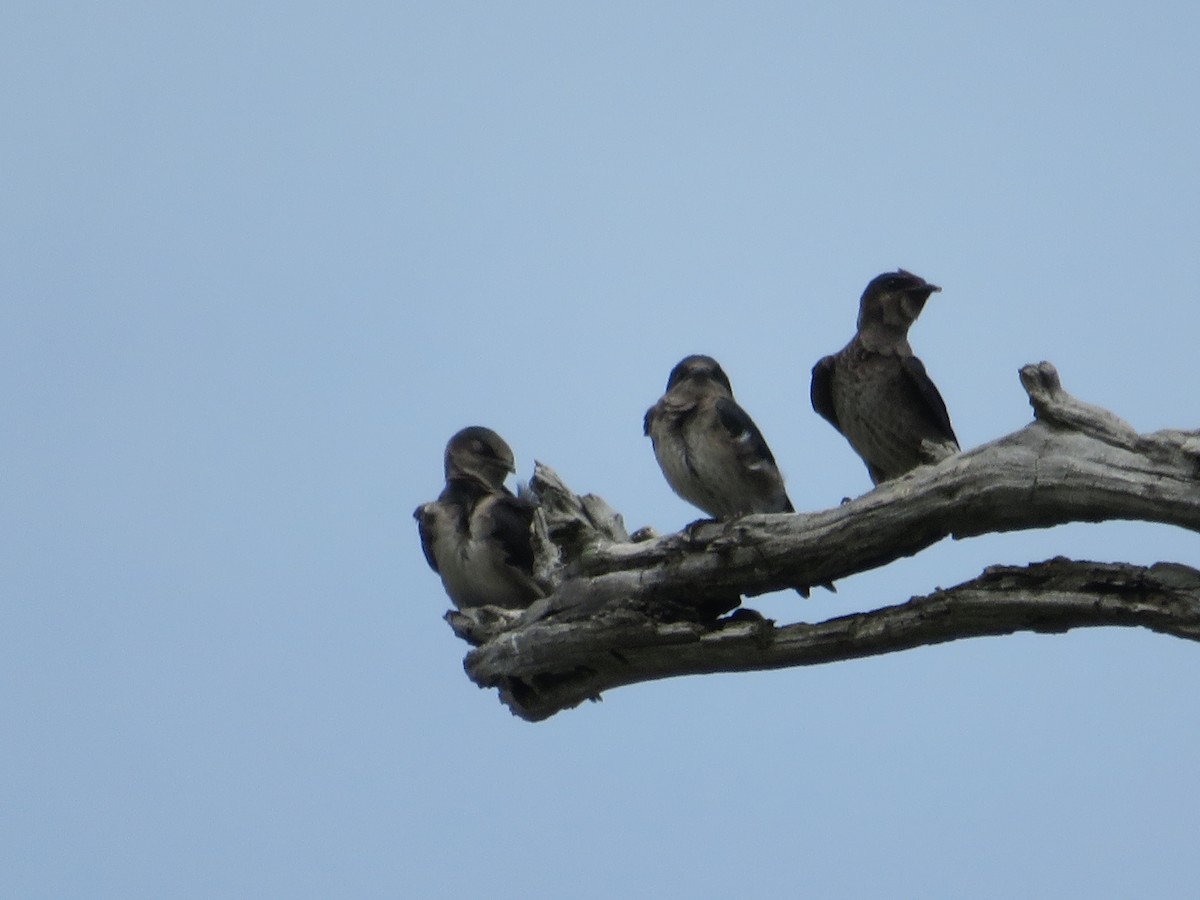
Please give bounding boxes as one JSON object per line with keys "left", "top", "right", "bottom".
{"left": 414, "top": 426, "right": 546, "bottom": 610}
{"left": 811, "top": 269, "right": 959, "bottom": 485}
{"left": 645, "top": 354, "right": 794, "bottom": 519}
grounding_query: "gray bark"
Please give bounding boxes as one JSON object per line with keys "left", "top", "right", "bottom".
{"left": 443, "top": 363, "right": 1200, "bottom": 721}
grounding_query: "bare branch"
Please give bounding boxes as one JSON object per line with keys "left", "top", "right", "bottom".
{"left": 443, "top": 363, "right": 1200, "bottom": 721}
{"left": 461, "top": 558, "right": 1200, "bottom": 722}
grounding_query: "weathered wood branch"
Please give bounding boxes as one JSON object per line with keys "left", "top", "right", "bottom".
{"left": 445, "top": 363, "right": 1200, "bottom": 721}
{"left": 460, "top": 558, "right": 1200, "bottom": 721}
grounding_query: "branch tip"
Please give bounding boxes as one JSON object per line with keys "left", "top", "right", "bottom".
{"left": 1019, "top": 360, "right": 1062, "bottom": 416}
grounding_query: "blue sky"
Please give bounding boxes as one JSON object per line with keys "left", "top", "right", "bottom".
{"left": 4, "top": 2, "right": 1200, "bottom": 897}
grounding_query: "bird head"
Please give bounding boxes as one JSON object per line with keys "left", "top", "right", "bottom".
{"left": 443, "top": 426, "right": 517, "bottom": 488}
{"left": 857, "top": 269, "right": 942, "bottom": 336}
{"left": 664, "top": 354, "right": 734, "bottom": 396}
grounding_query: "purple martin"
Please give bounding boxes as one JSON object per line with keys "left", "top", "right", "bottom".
{"left": 414, "top": 426, "right": 546, "bottom": 610}
{"left": 645, "top": 355, "right": 794, "bottom": 518}
{"left": 811, "top": 270, "right": 959, "bottom": 485}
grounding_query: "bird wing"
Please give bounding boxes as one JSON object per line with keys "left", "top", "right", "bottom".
{"left": 810, "top": 355, "right": 840, "bottom": 430}
{"left": 714, "top": 396, "right": 779, "bottom": 468}
{"left": 713, "top": 398, "right": 794, "bottom": 513}
{"left": 900, "top": 355, "right": 959, "bottom": 447}
{"left": 480, "top": 493, "right": 538, "bottom": 575}
{"left": 413, "top": 504, "right": 440, "bottom": 573}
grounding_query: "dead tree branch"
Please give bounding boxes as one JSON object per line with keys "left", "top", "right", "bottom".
{"left": 444, "top": 363, "right": 1200, "bottom": 721}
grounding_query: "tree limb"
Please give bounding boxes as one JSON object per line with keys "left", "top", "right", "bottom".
{"left": 443, "top": 363, "right": 1200, "bottom": 721}
{"left": 460, "top": 558, "right": 1200, "bottom": 722}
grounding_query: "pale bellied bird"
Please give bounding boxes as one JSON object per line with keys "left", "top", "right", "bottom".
{"left": 415, "top": 426, "right": 545, "bottom": 609}
{"left": 645, "top": 354, "right": 794, "bottom": 518}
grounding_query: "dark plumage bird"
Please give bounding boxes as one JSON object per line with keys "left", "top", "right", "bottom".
{"left": 811, "top": 269, "right": 959, "bottom": 485}
{"left": 645, "top": 354, "right": 794, "bottom": 518}
{"left": 414, "top": 426, "right": 545, "bottom": 609}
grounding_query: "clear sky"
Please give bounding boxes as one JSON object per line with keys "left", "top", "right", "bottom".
{"left": 4, "top": 2, "right": 1200, "bottom": 897}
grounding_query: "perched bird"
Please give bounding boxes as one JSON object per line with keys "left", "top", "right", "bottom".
{"left": 811, "top": 269, "right": 959, "bottom": 485}
{"left": 645, "top": 354, "right": 794, "bottom": 518}
{"left": 414, "top": 426, "right": 545, "bottom": 610}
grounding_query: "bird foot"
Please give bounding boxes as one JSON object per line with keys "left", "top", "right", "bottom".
{"left": 792, "top": 580, "right": 836, "bottom": 599}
